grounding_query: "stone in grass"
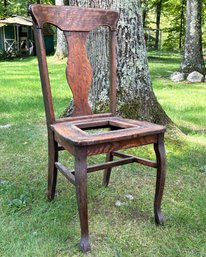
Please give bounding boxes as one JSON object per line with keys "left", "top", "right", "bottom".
{"left": 115, "top": 200, "right": 127, "bottom": 207}
{"left": 187, "top": 71, "right": 205, "bottom": 83}
{"left": 170, "top": 72, "right": 185, "bottom": 82}
{"left": 125, "top": 193, "right": 134, "bottom": 201}
{"left": 200, "top": 165, "right": 206, "bottom": 173}
{"left": 0, "top": 179, "right": 7, "bottom": 185}
{"left": 0, "top": 124, "right": 12, "bottom": 129}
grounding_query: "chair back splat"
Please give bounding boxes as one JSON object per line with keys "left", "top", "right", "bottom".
{"left": 29, "top": 4, "right": 166, "bottom": 253}
{"left": 30, "top": 4, "right": 119, "bottom": 121}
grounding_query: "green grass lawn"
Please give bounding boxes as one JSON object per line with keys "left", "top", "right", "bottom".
{"left": 0, "top": 56, "right": 206, "bottom": 257}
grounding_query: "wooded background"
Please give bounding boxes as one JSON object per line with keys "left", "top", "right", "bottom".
{"left": 1, "top": 0, "right": 206, "bottom": 52}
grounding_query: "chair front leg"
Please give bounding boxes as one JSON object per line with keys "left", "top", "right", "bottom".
{"left": 103, "top": 152, "right": 113, "bottom": 186}
{"left": 75, "top": 147, "right": 91, "bottom": 252}
{"left": 47, "top": 130, "right": 58, "bottom": 201}
{"left": 154, "top": 133, "right": 166, "bottom": 225}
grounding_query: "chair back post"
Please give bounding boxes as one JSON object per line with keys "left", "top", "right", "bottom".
{"left": 33, "top": 24, "right": 55, "bottom": 124}
{"left": 110, "top": 30, "right": 117, "bottom": 115}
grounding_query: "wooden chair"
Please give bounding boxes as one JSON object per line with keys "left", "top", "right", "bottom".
{"left": 29, "top": 4, "right": 166, "bottom": 252}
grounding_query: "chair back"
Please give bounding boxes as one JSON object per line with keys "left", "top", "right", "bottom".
{"left": 29, "top": 4, "right": 119, "bottom": 124}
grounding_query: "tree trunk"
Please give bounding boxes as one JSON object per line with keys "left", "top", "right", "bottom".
{"left": 180, "top": 0, "right": 205, "bottom": 75}
{"left": 140, "top": 0, "right": 148, "bottom": 28}
{"left": 66, "top": 0, "right": 170, "bottom": 125}
{"left": 54, "top": 0, "right": 69, "bottom": 59}
{"left": 3, "top": 0, "right": 7, "bottom": 16}
{"left": 179, "top": 0, "right": 186, "bottom": 49}
{"left": 155, "top": 0, "right": 162, "bottom": 50}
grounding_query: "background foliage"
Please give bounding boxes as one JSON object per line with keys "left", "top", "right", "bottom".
{"left": 142, "top": 0, "right": 206, "bottom": 51}
{"left": 1, "top": 0, "right": 206, "bottom": 51}
{"left": 0, "top": 0, "right": 54, "bottom": 18}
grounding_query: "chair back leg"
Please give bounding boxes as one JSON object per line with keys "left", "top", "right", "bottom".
{"left": 47, "top": 131, "right": 58, "bottom": 200}
{"left": 103, "top": 152, "right": 114, "bottom": 186}
{"left": 154, "top": 133, "right": 166, "bottom": 225}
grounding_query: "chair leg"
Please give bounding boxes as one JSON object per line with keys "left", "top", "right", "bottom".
{"left": 75, "top": 148, "right": 91, "bottom": 252}
{"left": 47, "top": 130, "right": 58, "bottom": 201}
{"left": 103, "top": 152, "right": 113, "bottom": 186}
{"left": 154, "top": 133, "right": 166, "bottom": 225}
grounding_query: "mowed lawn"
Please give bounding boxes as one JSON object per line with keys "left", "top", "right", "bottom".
{"left": 0, "top": 56, "right": 206, "bottom": 257}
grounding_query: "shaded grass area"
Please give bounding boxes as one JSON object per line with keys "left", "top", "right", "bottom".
{"left": 0, "top": 56, "right": 206, "bottom": 257}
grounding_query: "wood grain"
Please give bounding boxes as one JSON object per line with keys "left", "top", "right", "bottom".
{"left": 29, "top": 4, "right": 119, "bottom": 32}
{"left": 65, "top": 32, "right": 92, "bottom": 116}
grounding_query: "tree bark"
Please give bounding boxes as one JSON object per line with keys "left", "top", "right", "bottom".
{"left": 66, "top": 0, "right": 170, "bottom": 125}
{"left": 180, "top": 0, "right": 205, "bottom": 75}
{"left": 179, "top": 0, "right": 186, "bottom": 49}
{"left": 54, "top": 0, "right": 69, "bottom": 59}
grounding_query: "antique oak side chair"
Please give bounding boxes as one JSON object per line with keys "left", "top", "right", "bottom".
{"left": 29, "top": 4, "right": 166, "bottom": 252}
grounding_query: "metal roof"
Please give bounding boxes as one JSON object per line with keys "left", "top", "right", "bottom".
{"left": 0, "top": 16, "right": 32, "bottom": 27}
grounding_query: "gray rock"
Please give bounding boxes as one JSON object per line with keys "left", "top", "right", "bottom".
{"left": 187, "top": 71, "right": 205, "bottom": 83}
{"left": 170, "top": 72, "right": 185, "bottom": 82}
{"left": 0, "top": 124, "right": 12, "bottom": 129}
{"left": 115, "top": 200, "right": 127, "bottom": 207}
{"left": 125, "top": 193, "right": 134, "bottom": 200}
{"left": 0, "top": 179, "right": 8, "bottom": 185}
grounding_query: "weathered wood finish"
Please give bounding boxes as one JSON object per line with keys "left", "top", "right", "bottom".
{"left": 55, "top": 162, "right": 76, "bottom": 185}
{"left": 51, "top": 117, "right": 165, "bottom": 146}
{"left": 110, "top": 31, "right": 117, "bottom": 115}
{"left": 55, "top": 156, "right": 139, "bottom": 179}
{"left": 47, "top": 129, "right": 58, "bottom": 200}
{"left": 113, "top": 151, "right": 157, "bottom": 168}
{"left": 29, "top": 4, "right": 119, "bottom": 31}
{"left": 103, "top": 152, "right": 114, "bottom": 186}
{"left": 74, "top": 148, "right": 90, "bottom": 252}
{"left": 56, "top": 113, "right": 113, "bottom": 124}
{"left": 65, "top": 32, "right": 92, "bottom": 116}
{"left": 30, "top": 4, "right": 166, "bottom": 253}
{"left": 33, "top": 27, "right": 55, "bottom": 124}
{"left": 154, "top": 134, "right": 166, "bottom": 224}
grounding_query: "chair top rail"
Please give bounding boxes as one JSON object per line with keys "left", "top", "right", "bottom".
{"left": 29, "top": 4, "right": 119, "bottom": 32}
